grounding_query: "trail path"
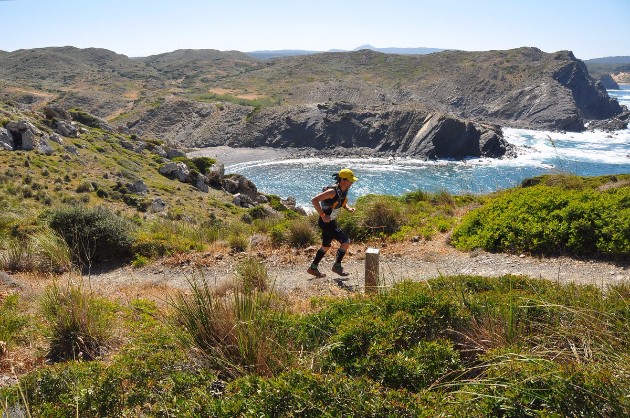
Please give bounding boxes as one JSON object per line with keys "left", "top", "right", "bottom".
{"left": 76, "top": 236, "right": 630, "bottom": 300}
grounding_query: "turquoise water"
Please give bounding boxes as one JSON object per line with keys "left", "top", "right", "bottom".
{"left": 228, "top": 87, "right": 630, "bottom": 207}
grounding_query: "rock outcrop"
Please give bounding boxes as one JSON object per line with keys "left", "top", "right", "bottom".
{"left": 133, "top": 102, "right": 513, "bottom": 159}
{"left": 598, "top": 74, "right": 620, "bottom": 90}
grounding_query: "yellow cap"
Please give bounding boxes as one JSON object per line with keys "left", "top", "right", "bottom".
{"left": 338, "top": 168, "right": 358, "bottom": 183}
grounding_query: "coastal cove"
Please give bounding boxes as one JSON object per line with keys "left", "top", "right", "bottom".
{"left": 191, "top": 87, "right": 630, "bottom": 208}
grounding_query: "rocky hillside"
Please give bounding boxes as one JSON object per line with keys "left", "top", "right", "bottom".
{"left": 1, "top": 46, "right": 627, "bottom": 159}
{"left": 585, "top": 56, "right": 630, "bottom": 85}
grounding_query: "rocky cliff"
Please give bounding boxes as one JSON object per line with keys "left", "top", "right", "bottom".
{"left": 1, "top": 47, "right": 626, "bottom": 160}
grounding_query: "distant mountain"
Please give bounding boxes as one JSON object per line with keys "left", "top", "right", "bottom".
{"left": 585, "top": 56, "right": 630, "bottom": 64}
{"left": 1, "top": 46, "right": 626, "bottom": 157}
{"left": 584, "top": 56, "right": 630, "bottom": 85}
{"left": 353, "top": 44, "right": 445, "bottom": 55}
{"left": 246, "top": 50, "right": 323, "bottom": 60}
{"left": 247, "top": 45, "right": 445, "bottom": 60}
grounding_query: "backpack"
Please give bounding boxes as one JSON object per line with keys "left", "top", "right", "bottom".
{"left": 320, "top": 183, "right": 348, "bottom": 215}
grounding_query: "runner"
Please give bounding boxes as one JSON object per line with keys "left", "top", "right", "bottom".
{"left": 307, "top": 168, "right": 358, "bottom": 278}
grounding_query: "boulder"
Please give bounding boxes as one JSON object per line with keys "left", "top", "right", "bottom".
{"left": 43, "top": 104, "right": 72, "bottom": 121}
{"left": 0, "top": 127, "right": 13, "bottom": 150}
{"left": 49, "top": 133, "right": 64, "bottom": 145}
{"left": 399, "top": 113, "right": 510, "bottom": 159}
{"left": 150, "top": 198, "right": 167, "bottom": 213}
{"left": 159, "top": 162, "right": 190, "bottom": 182}
{"left": 54, "top": 120, "right": 78, "bottom": 137}
{"left": 130, "top": 180, "right": 148, "bottom": 195}
{"left": 37, "top": 138, "right": 54, "bottom": 155}
{"left": 166, "top": 148, "right": 186, "bottom": 159}
{"left": 281, "top": 196, "right": 307, "bottom": 215}
{"left": 121, "top": 140, "right": 146, "bottom": 153}
{"left": 193, "top": 172, "right": 209, "bottom": 192}
{"left": 21, "top": 130, "right": 37, "bottom": 151}
{"left": 5, "top": 120, "right": 42, "bottom": 151}
{"left": 223, "top": 174, "right": 258, "bottom": 197}
{"left": 206, "top": 163, "right": 225, "bottom": 187}
{"left": 232, "top": 193, "right": 256, "bottom": 208}
{"left": 151, "top": 145, "right": 168, "bottom": 157}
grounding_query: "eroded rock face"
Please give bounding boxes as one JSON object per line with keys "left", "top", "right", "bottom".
{"left": 235, "top": 105, "right": 512, "bottom": 159}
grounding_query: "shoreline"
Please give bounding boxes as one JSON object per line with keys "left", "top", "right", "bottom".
{"left": 186, "top": 146, "right": 404, "bottom": 167}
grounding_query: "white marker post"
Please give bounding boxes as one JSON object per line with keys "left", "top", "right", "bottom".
{"left": 365, "top": 247, "right": 380, "bottom": 294}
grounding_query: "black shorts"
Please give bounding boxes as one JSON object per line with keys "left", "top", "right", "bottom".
{"left": 318, "top": 218, "right": 349, "bottom": 247}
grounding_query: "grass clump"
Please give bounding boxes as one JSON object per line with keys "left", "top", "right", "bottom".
{"left": 131, "top": 218, "right": 215, "bottom": 259}
{"left": 40, "top": 281, "right": 115, "bottom": 362}
{"left": 0, "top": 294, "right": 29, "bottom": 351}
{"left": 170, "top": 275, "right": 290, "bottom": 379}
{"left": 0, "top": 229, "right": 72, "bottom": 273}
{"left": 235, "top": 256, "right": 269, "bottom": 293}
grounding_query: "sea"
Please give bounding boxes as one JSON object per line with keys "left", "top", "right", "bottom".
{"left": 226, "top": 87, "right": 630, "bottom": 208}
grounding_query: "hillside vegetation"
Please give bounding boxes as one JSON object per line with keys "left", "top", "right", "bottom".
{"left": 1, "top": 47, "right": 625, "bottom": 153}
{"left": 585, "top": 56, "right": 630, "bottom": 84}
{"left": 1, "top": 93, "right": 629, "bottom": 415}
{"left": 1, "top": 274, "right": 628, "bottom": 416}
{"left": 1, "top": 156, "right": 629, "bottom": 415}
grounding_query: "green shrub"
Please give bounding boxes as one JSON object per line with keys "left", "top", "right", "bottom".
{"left": 227, "top": 228, "right": 249, "bottom": 253}
{"left": 452, "top": 184, "right": 630, "bottom": 258}
{"left": 191, "top": 156, "right": 216, "bottom": 174}
{"left": 460, "top": 352, "right": 630, "bottom": 417}
{"left": 286, "top": 220, "right": 316, "bottom": 248}
{"left": 40, "top": 281, "right": 115, "bottom": 362}
{"left": 269, "top": 223, "right": 287, "bottom": 247}
{"left": 47, "top": 205, "right": 135, "bottom": 266}
{"left": 247, "top": 205, "right": 269, "bottom": 220}
{"left": 218, "top": 370, "right": 427, "bottom": 416}
{"left": 75, "top": 181, "right": 94, "bottom": 193}
{"left": 361, "top": 195, "right": 403, "bottom": 235}
{"left": 131, "top": 254, "right": 149, "bottom": 268}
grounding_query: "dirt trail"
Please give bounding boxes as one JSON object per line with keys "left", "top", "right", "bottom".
{"left": 72, "top": 236, "right": 630, "bottom": 300}
{"left": 2, "top": 233, "right": 628, "bottom": 303}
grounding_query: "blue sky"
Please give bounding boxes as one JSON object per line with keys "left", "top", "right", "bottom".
{"left": 1, "top": 0, "right": 628, "bottom": 59}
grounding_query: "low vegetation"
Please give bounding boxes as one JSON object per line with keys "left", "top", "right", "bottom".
{"left": 452, "top": 174, "right": 630, "bottom": 259}
{"left": 1, "top": 276, "right": 627, "bottom": 416}
{"left": 1, "top": 100, "right": 629, "bottom": 414}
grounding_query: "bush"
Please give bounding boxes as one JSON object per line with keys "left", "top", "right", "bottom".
{"left": 452, "top": 184, "right": 630, "bottom": 258}
{"left": 40, "top": 281, "right": 115, "bottom": 362}
{"left": 48, "top": 205, "right": 135, "bottom": 267}
{"left": 191, "top": 156, "right": 216, "bottom": 174}
{"left": 286, "top": 220, "right": 316, "bottom": 248}
{"left": 338, "top": 195, "right": 403, "bottom": 240}
{"left": 269, "top": 223, "right": 287, "bottom": 247}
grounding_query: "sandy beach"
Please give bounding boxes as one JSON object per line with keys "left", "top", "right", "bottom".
{"left": 187, "top": 146, "right": 296, "bottom": 166}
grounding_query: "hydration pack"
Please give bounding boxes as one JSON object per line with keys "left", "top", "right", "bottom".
{"left": 320, "top": 183, "right": 348, "bottom": 215}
